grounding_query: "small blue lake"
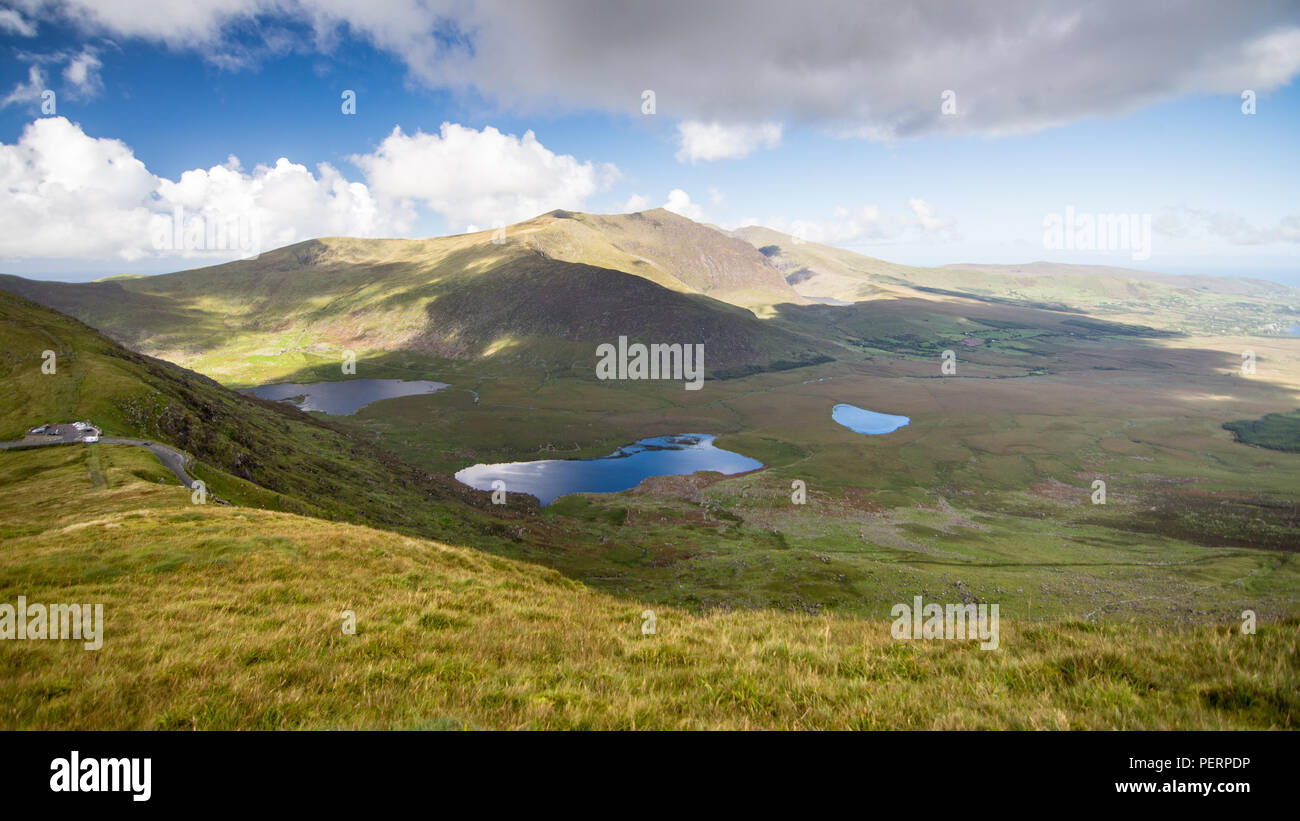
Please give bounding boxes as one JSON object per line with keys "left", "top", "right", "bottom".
{"left": 832, "top": 403, "right": 910, "bottom": 434}
{"left": 454, "top": 434, "right": 763, "bottom": 506}
{"left": 243, "top": 379, "right": 448, "bottom": 415}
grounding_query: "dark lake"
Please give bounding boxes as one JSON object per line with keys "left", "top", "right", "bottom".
{"left": 243, "top": 379, "right": 448, "bottom": 415}
{"left": 832, "top": 403, "right": 910, "bottom": 434}
{"left": 454, "top": 434, "right": 763, "bottom": 506}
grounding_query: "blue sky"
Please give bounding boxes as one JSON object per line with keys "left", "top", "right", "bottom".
{"left": 1, "top": 1, "right": 1297, "bottom": 283}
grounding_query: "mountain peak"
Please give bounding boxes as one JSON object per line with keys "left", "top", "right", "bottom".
{"left": 519, "top": 208, "right": 804, "bottom": 314}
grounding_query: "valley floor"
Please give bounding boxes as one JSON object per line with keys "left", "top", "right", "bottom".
{"left": 290, "top": 318, "right": 1300, "bottom": 627}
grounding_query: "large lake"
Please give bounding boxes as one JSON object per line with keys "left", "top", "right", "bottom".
{"left": 455, "top": 433, "right": 763, "bottom": 506}
{"left": 243, "top": 379, "right": 448, "bottom": 415}
{"left": 832, "top": 403, "right": 910, "bottom": 434}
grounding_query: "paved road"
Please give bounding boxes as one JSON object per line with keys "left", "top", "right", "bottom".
{"left": 0, "top": 434, "right": 197, "bottom": 488}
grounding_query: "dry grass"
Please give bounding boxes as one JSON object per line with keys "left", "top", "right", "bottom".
{"left": 1, "top": 446, "right": 1295, "bottom": 730}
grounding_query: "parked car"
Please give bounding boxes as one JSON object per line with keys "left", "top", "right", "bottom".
{"left": 46, "top": 427, "right": 60, "bottom": 436}
{"left": 28, "top": 425, "right": 47, "bottom": 434}
{"left": 72, "top": 422, "right": 88, "bottom": 431}
{"left": 83, "top": 435, "right": 99, "bottom": 443}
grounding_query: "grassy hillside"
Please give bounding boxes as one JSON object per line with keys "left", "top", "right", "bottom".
{"left": 0, "top": 289, "right": 494, "bottom": 539}
{"left": 1, "top": 444, "right": 1294, "bottom": 730}
{"left": 733, "top": 224, "right": 930, "bottom": 303}
{"left": 733, "top": 227, "right": 1300, "bottom": 337}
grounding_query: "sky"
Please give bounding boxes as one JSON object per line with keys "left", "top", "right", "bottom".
{"left": 1, "top": 0, "right": 1298, "bottom": 284}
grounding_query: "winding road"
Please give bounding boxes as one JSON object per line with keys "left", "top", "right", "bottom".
{"left": 0, "top": 433, "right": 197, "bottom": 488}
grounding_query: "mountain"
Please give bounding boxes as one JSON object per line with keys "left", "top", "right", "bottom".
{"left": 0, "top": 210, "right": 824, "bottom": 384}
{"left": 523, "top": 209, "right": 805, "bottom": 313}
{"left": 732, "top": 226, "right": 1300, "bottom": 334}
{"left": 731, "top": 225, "right": 929, "bottom": 303}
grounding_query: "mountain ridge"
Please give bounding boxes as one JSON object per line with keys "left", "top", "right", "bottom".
{"left": 0, "top": 210, "right": 827, "bottom": 382}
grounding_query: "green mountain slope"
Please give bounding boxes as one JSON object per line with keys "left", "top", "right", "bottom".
{"left": 0, "top": 289, "right": 486, "bottom": 536}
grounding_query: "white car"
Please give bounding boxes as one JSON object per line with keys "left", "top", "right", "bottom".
{"left": 72, "top": 422, "right": 88, "bottom": 431}
{"left": 83, "top": 435, "right": 99, "bottom": 443}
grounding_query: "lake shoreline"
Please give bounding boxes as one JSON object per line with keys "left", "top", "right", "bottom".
{"left": 455, "top": 433, "right": 763, "bottom": 506}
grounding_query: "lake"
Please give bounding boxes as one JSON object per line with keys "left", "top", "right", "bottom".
{"left": 832, "top": 403, "right": 910, "bottom": 434}
{"left": 454, "top": 433, "right": 763, "bottom": 506}
{"left": 806, "top": 296, "right": 854, "bottom": 306}
{"left": 243, "top": 379, "right": 449, "bottom": 415}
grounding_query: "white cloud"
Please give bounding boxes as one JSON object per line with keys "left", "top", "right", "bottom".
{"left": 26, "top": 0, "right": 264, "bottom": 47}
{"left": 907, "top": 198, "right": 959, "bottom": 240}
{"left": 621, "top": 193, "right": 649, "bottom": 212}
{"left": 351, "top": 123, "right": 618, "bottom": 231}
{"left": 0, "top": 9, "right": 37, "bottom": 36}
{"left": 0, "top": 117, "right": 162, "bottom": 259}
{"left": 751, "top": 201, "right": 961, "bottom": 245}
{"left": 62, "top": 49, "right": 104, "bottom": 97}
{"left": 1182, "top": 27, "right": 1300, "bottom": 95}
{"left": 757, "top": 206, "right": 890, "bottom": 244}
{"left": 0, "top": 116, "right": 620, "bottom": 262}
{"left": 157, "top": 155, "right": 407, "bottom": 253}
{"left": 828, "top": 205, "right": 892, "bottom": 241}
{"left": 1, "top": 65, "right": 47, "bottom": 109}
{"left": 0, "top": 117, "right": 408, "bottom": 261}
{"left": 708, "top": 186, "right": 724, "bottom": 205}
{"left": 2, "top": 48, "right": 106, "bottom": 109}
{"left": 663, "top": 189, "right": 704, "bottom": 221}
{"left": 1155, "top": 206, "right": 1300, "bottom": 245}
{"left": 675, "top": 121, "right": 781, "bottom": 163}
